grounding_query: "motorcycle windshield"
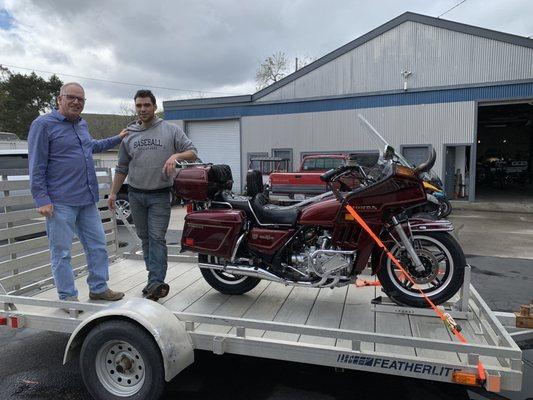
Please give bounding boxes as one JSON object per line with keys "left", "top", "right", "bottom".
{"left": 357, "top": 114, "right": 414, "bottom": 167}
{"left": 357, "top": 114, "right": 443, "bottom": 189}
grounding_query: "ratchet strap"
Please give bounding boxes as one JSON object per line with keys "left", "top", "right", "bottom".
{"left": 344, "top": 204, "right": 486, "bottom": 383}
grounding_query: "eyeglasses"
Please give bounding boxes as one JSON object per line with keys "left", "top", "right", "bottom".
{"left": 62, "top": 94, "right": 86, "bottom": 103}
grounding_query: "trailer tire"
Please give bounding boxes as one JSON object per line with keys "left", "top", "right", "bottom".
{"left": 80, "top": 320, "right": 165, "bottom": 400}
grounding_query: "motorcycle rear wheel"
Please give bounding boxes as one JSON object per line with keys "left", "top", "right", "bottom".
{"left": 198, "top": 254, "right": 261, "bottom": 295}
{"left": 376, "top": 231, "right": 465, "bottom": 308}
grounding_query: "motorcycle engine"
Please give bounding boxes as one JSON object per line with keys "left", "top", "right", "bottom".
{"left": 288, "top": 229, "right": 354, "bottom": 281}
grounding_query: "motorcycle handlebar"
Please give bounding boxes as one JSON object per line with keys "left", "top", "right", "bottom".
{"left": 320, "top": 165, "right": 352, "bottom": 182}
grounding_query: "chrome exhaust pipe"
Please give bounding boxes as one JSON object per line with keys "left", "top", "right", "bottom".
{"left": 198, "top": 262, "right": 351, "bottom": 288}
{"left": 198, "top": 262, "right": 287, "bottom": 284}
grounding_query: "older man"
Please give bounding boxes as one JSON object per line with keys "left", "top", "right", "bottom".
{"left": 28, "top": 82, "right": 127, "bottom": 302}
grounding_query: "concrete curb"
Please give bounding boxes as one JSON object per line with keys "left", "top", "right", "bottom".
{"left": 451, "top": 200, "right": 533, "bottom": 214}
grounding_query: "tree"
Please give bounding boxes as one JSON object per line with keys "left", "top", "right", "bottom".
{"left": 0, "top": 68, "right": 62, "bottom": 139}
{"left": 255, "top": 52, "right": 316, "bottom": 91}
{"left": 255, "top": 51, "right": 289, "bottom": 91}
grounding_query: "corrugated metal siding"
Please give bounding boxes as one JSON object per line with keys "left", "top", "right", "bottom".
{"left": 241, "top": 101, "right": 475, "bottom": 180}
{"left": 164, "top": 82, "right": 533, "bottom": 121}
{"left": 167, "top": 120, "right": 185, "bottom": 130}
{"left": 257, "top": 21, "right": 533, "bottom": 102}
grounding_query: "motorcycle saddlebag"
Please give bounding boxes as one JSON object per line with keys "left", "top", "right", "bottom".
{"left": 174, "top": 164, "right": 233, "bottom": 201}
{"left": 181, "top": 209, "right": 245, "bottom": 258}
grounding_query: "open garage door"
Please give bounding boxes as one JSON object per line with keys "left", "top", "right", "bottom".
{"left": 186, "top": 120, "right": 242, "bottom": 192}
{"left": 476, "top": 102, "right": 533, "bottom": 203}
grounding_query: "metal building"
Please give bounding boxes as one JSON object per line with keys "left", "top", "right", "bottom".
{"left": 164, "top": 12, "right": 533, "bottom": 202}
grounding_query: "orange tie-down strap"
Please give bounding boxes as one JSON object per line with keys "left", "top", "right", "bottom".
{"left": 344, "top": 204, "right": 486, "bottom": 383}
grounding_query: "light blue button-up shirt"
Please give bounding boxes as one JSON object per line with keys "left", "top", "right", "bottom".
{"left": 28, "top": 109, "right": 122, "bottom": 207}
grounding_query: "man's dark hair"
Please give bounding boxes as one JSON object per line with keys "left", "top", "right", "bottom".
{"left": 134, "top": 89, "right": 157, "bottom": 106}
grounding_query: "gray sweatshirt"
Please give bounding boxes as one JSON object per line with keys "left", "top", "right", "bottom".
{"left": 116, "top": 118, "right": 197, "bottom": 190}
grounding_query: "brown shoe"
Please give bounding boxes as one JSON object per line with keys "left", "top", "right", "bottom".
{"left": 89, "top": 289, "right": 125, "bottom": 301}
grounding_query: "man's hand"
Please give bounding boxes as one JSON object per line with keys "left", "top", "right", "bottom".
{"left": 108, "top": 194, "right": 117, "bottom": 211}
{"left": 163, "top": 154, "right": 181, "bottom": 176}
{"left": 38, "top": 204, "right": 54, "bottom": 217}
{"left": 118, "top": 129, "right": 129, "bottom": 139}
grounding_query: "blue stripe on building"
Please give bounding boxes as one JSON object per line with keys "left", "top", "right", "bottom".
{"left": 165, "top": 82, "right": 533, "bottom": 121}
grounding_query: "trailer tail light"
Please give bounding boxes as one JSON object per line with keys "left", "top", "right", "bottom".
{"left": 0, "top": 316, "right": 7, "bottom": 325}
{"left": 8, "top": 315, "right": 24, "bottom": 329}
{"left": 452, "top": 371, "right": 481, "bottom": 387}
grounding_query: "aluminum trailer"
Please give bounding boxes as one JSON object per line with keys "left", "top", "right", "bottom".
{"left": 0, "top": 169, "right": 527, "bottom": 399}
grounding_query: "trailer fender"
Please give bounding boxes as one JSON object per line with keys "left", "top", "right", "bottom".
{"left": 63, "top": 297, "right": 194, "bottom": 381}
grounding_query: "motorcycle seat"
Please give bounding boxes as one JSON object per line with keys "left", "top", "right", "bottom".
{"left": 250, "top": 193, "right": 300, "bottom": 226}
{"left": 217, "top": 191, "right": 253, "bottom": 213}
{"left": 218, "top": 191, "right": 299, "bottom": 226}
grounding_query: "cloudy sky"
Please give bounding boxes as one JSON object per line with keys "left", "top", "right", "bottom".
{"left": 0, "top": 0, "right": 532, "bottom": 114}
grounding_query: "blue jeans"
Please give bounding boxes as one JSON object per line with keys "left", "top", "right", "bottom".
{"left": 46, "top": 204, "right": 109, "bottom": 300}
{"left": 128, "top": 190, "right": 171, "bottom": 285}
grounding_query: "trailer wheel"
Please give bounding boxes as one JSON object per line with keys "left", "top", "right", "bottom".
{"left": 80, "top": 320, "right": 165, "bottom": 400}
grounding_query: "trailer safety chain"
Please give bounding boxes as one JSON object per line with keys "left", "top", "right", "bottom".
{"left": 344, "top": 204, "right": 487, "bottom": 385}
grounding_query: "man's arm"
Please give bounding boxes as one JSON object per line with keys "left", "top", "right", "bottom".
{"left": 109, "top": 141, "right": 131, "bottom": 211}
{"left": 92, "top": 129, "right": 129, "bottom": 153}
{"left": 163, "top": 125, "right": 198, "bottom": 176}
{"left": 163, "top": 150, "right": 197, "bottom": 176}
{"left": 28, "top": 120, "right": 53, "bottom": 217}
{"left": 108, "top": 171, "right": 127, "bottom": 211}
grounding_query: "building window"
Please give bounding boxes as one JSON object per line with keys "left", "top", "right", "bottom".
{"left": 272, "top": 148, "right": 293, "bottom": 171}
{"left": 401, "top": 145, "right": 431, "bottom": 167}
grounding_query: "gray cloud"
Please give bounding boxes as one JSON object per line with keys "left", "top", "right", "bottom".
{"left": 1, "top": 0, "right": 532, "bottom": 113}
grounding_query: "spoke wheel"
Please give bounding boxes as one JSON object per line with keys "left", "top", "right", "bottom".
{"left": 115, "top": 193, "right": 133, "bottom": 223}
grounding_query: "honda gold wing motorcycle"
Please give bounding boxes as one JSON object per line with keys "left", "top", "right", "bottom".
{"left": 175, "top": 134, "right": 466, "bottom": 309}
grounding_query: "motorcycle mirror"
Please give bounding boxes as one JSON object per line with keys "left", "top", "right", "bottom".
{"left": 345, "top": 155, "right": 359, "bottom": 167}
{"left": 413, "top": 148, "right": 437, "bottom": 174}
{"left": 384, "top": 145, "right": 395, "bottom": 160}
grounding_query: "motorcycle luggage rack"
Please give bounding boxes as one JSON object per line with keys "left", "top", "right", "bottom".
{"left": 371, "top": 264, "right": 473, "bottom": 320}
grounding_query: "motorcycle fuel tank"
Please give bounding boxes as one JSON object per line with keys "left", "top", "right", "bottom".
{"left": 299, "top": 198, "right": 341, "bottom": 228}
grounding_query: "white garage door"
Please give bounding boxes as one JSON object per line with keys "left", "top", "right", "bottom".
{"left": 186, "top": 120, "right": 241, "bottom": 192}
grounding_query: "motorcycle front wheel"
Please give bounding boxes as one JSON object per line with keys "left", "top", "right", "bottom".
{"left": 376, "top": 231, "right": 465, "bottom": 308}
{"left": 438, "top": 199, "right": 452, "bottom": 218}
{"left": 198, "top": 254, "right": 261, "bottom": 295}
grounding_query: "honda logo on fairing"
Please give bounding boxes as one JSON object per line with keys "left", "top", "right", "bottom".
{"left": 353, "top": 205, "right": 378, "bottom": 211}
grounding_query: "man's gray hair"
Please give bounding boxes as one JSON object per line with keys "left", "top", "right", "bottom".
{"left": 60, "top": 82, "right": 84, "bottom": 95}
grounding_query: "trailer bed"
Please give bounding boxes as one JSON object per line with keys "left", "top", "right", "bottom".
{"left": 1, "top": 257, "right": 523, "bottom": 392}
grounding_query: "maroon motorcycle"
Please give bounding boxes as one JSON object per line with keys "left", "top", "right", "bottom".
{"left": 175, "top": 148, "right": 465, "bottom": 308}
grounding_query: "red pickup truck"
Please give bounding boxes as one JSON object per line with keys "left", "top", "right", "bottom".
{"left": 268, "top": 153, "right": 380, "bottom": 199}
{"left": 269, "top": 154, "right": 348, "bottom": 199}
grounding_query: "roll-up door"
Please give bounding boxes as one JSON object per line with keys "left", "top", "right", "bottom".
{"left": 186, "top": 120, "right": 241, "bottom": 192}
